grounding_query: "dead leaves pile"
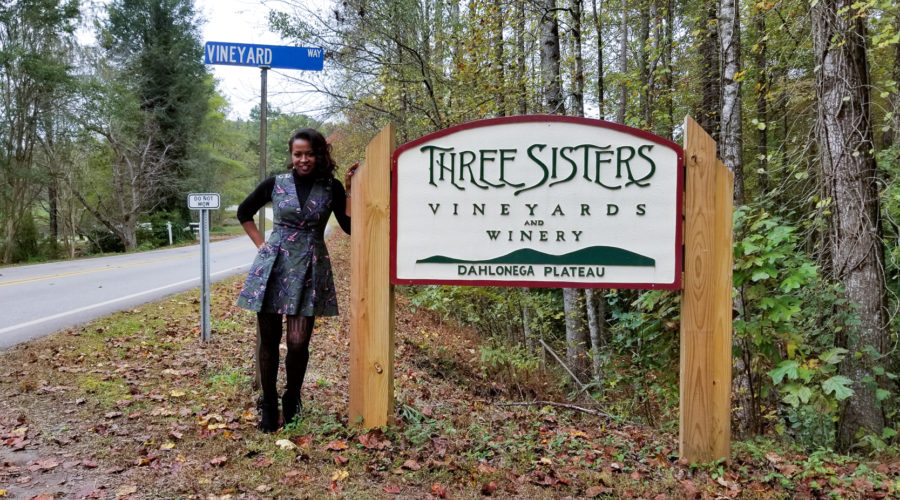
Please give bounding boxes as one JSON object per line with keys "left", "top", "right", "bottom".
{"left": 0, "top": 232, "right": 898, "bottom": 498}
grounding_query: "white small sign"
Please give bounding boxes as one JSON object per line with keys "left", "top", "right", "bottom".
{"left": 188, "top": 193, "right": 220, "bottom": 210}
{"left": 391, "top": 116, "right": 683, "bottom": 289}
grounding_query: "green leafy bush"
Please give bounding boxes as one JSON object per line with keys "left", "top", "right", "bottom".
{"left": 85, "top": 229, "right": 125, "bottom": 254}
{"left": 11, "top": 212, "right": 41, "bottom": 262}
{"left": 137, "top": 210, "right": 192, "bottom": 248}
{"left": 602, "top": 289, "right": 681, "bottom": 427}
{"left": 478, "top": 342, "right": 541, "bottom": 386}
{"left": 733, "top": 206, "right": 856, "bottom": 446}
{"left": 409, "top": 285, "right": 563, "bottom": 345}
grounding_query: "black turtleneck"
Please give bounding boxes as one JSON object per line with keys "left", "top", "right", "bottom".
{"left": 236, "top": 171, "right": 351, "bottom": 235}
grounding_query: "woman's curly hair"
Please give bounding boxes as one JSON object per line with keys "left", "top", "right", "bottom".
{"left": 288, "top": 128, "right": 337, "bottom": 178}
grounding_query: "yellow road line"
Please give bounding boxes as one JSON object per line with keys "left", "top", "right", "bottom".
{"left": 0, "top": 242, "right": 249, "bottom": 287}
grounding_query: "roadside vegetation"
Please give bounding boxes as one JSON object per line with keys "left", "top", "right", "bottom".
{"left": 1, "top": 0, "right": 899, "bottom": 496}
{"left": 1, "top": 233, "right": 898, "bottom": 498}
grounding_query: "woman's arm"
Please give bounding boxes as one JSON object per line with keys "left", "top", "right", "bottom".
{"left": 237, "top": 177, "right": 275, "bottom": 248}
{"left": 343, "top": 161, "right": 359, "bottom": 218}
{"left": 332, "top": 181, "right": 352, "bottom": 235}
{"left": 242, "top": 221, "right": 266, "bottom": 249}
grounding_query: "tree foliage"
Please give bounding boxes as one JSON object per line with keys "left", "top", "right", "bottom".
{"left": 0, "top": 0, "right": 897, "bottom": 455}
{"left": 100, "top": 0, "right": 211, "bottom": 209}
{"left": 269, "top": 0, "right": 900, "bottom": 452}
{"left": 0, "top": 0, "right": 79, "bottom": 262}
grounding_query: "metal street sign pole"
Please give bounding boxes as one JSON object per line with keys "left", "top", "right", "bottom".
{"left": 255, "top": 66, "right": 267, "bottom": 391}
{"left": 258, "top": 66, "right": 269, "bottom": 237}
{"left": 187, "top": 193, "right": 219, "bottom": 343}
{"left": 200, "top": 208, "right": 211, "bottom": 342}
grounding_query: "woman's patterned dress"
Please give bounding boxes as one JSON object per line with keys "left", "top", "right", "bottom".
{"left": 236, "top": 173, "right": 339, "bottom": 316}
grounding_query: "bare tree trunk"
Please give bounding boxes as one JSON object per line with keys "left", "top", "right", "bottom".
{"left": 813, "top": 0, "right": 888, "bottom": 451}
{"left": 617, "top": 0, "right": 628, "bottom": 124}
{"left": 754, "top": 8, "right": 769, "bottom": 194}
{"left": 660, "top": 0, "right": 675, "bottom": 138}
{"left": 638, "top": 0, "right": 651, "bottom": 128}
{"left": 44, "top": 115, "right": 59, "bottom": 257}
{"left": 648, "top": 0, "right": 663, "bottom": 131}
{"left": 571, "top": 0, "right": 585, "bottom": 117}
{"left": 121, "top": 221, "right": 137, "bottom": 251}
{"left": 523, "top": 290, "right": 536, "bottom": 354}
{"left": 720, "top": 0, "right": 744, "bottom": 205}
{"left": 885, "top": 9, "right": 900, "bottom": 147}
{"left": 698, "top": 0, "right": 721, "bottom": 149}
{"left": 3, "top": 217, "right": 20, "bottom": 263}
{"left": 65, "top": 195, "right": 78, "bottom": 259}
{"left": 591, "top": 0, "right": 605, "bottom": 120}
{"left": 540, "top": 0, "right": 565, "bottom": 115}
{"left": 516, "top": 0, "right": 528, "bottom": 114}
{"left": 563, "top": 288, "right": 591, "bottom": 379}
{"left": 558, "top": 0, "right": 592, "bottom": 381}
{"left": 432, "top": 0, "right": 444, "bottom": 72}
{"left": 719, "top": 0, "right": 748, "bottom": 434}
{"left": 49, "top": 178, "right": 58, "bottom": 242}
{"left": 585, "top": 289, "right": 607, "bottom": 382}
{"left": 540, "top": 0, "right": 588, "bottom": 380}
{"left": 493, "top": 0, "right": 506, "bottom": 117}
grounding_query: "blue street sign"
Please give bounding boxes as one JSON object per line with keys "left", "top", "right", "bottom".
{"left": 204, "top": 41, "right": 324, "bottom": 71}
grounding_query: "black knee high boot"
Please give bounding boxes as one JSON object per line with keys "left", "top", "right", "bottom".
{"left": 257, "top": 313, "right": 283, "bottom": 432}
{"left": 283, "top": 316, "right": 314, "bottom": 426}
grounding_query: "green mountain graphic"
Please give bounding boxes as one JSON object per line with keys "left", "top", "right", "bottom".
{"left": 416, "top": 246, "right": 655, "bottom": 267}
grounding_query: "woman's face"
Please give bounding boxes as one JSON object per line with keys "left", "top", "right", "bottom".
{"left": 291, "top": 139, "right": 316, "bottom": 176}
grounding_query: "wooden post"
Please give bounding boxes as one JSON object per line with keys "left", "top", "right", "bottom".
{"left": 349, "top": 124, "right": 396, "bottom": 428}
{"left": 680, "top": 116, "right": 734, "bottom": 462}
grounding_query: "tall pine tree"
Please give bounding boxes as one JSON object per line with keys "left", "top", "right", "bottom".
{"left": 100, "top": 0, "right": 210, "bottom": 209}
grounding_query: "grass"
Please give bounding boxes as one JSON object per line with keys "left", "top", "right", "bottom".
{"left": 210, "top": 224, "right": 247, "bottom": 236}
{"left": 0, "top": 231, "right": 898, "bottom": 499}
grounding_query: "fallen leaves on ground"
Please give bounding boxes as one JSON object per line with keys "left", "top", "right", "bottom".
{"left": 0, "top": 232, "right": 897, "bottom": 499}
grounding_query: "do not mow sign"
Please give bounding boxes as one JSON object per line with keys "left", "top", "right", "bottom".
{"left": 391, "top": 116, "right": 684, "bottom": 289}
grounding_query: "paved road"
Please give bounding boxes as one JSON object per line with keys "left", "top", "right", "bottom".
{"left": 0, "top": 235, "right": 259, "bottom": 349}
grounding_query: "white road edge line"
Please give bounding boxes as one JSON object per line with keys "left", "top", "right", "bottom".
{"left": 0, "top": 264, "right": 249, "bottom": 336}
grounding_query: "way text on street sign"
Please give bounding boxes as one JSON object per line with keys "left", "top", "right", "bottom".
{"left": 204, "top": 41, "right": 324, "bottom": 71}
{"left": 188, "top": 193, "right": 220, "bottom": 210}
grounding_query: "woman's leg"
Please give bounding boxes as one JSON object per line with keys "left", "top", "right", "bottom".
{"left": 256, "top": 312, "right": 283, "bottom": 432}
{"left": 283, "top": 315, "right": 314, "bottom": 425}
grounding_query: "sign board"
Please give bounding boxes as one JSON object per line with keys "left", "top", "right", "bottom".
{"left": 187, "top": 193, "right": 220, "bottom": 210}
{"left": 391, "top": 116, "right": 683, "bottom": 289}
{"left": 204, "top": 41, "right": 324, "bottom": 71}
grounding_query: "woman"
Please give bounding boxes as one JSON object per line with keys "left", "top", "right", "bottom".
{"left": 236, "top": 128, "right": 357, "bottom": 432}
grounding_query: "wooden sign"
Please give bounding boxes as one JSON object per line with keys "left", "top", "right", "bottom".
{"left": 351, "top": 117, "right": 733, "bottom": 464}
{"left": 391, "top": 116, "right": 683, "bottom": 289}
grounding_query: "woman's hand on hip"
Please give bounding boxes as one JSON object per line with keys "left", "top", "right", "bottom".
{"left": 344, "top": 161, "right": 360, "bottom": 193}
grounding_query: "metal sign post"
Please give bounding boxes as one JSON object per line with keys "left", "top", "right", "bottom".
{"left": 188, "top": 193, "right": 221, "bottom": 342}
{"left": 200, "top": 208, "right": 211, "bottom": 341}
{"left": 259, "top": 65, "right": 268, "bottom": 237}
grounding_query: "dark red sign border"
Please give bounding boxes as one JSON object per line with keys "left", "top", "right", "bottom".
{"left": 389, "top": 115, "right": 684, "bottom": 290}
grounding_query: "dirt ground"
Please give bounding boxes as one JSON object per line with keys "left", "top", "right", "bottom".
{"left": 2, "top": 231, "right": 898, "bottom": 499}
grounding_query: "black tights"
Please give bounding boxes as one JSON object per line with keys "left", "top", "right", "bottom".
{"left": 257, "top": 313, "right": 315, "bottom": 406}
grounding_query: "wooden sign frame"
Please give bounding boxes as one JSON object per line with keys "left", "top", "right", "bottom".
{"left": 349, "top": 116, "right": 733, "bottom": 463}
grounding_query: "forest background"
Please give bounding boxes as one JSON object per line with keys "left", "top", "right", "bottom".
{"left": 0, "top": 0, "right": 898, "bottom": 459}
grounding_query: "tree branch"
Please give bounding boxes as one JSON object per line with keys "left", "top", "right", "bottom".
{"left": 495, "top": 400, "right": 617, "bottom": 419}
